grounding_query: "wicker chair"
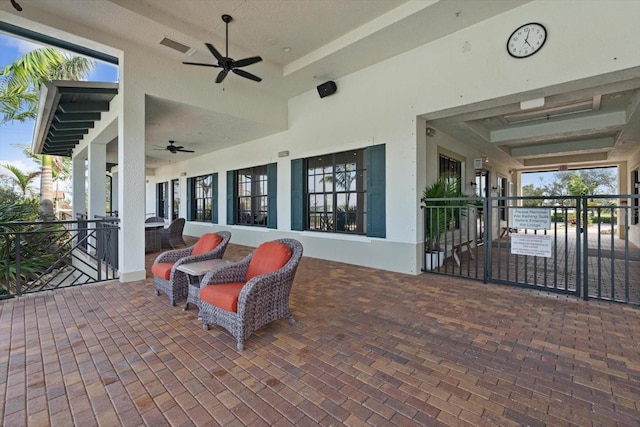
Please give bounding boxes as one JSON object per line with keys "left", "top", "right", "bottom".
{"left": 152, "top": 231, "right": 231, "bottom": 306}
{"left": 199, "top": 238, "right": 303, "bottom": 351}
{"left": 159, "top": 218, "right": 186, "bottom": 249}
{"left": 145, "top": 216, "right": 164, "bottom": 223}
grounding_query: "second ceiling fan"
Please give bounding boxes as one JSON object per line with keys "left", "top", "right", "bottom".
{"left": 183, "top": 14, "right": 262, "bottom": 84}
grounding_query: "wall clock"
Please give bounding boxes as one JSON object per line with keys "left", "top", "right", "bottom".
{"left": 507, "top": 23, "right": 547, "bottom": 58}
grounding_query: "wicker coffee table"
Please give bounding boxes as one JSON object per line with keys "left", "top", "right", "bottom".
{"left": 178, "top": 259, "right": 233, "bottom": 312}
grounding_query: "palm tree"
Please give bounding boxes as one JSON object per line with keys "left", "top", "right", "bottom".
{"left": 20, "top": 144, "right": 71, "bottom": 213}
{"left": 1, "top": 163, "right": 40, "bottom": 197}
{"left": 0, "top": 85, "right": 37, "bottom": 125}
{"left": 1, "top": 47, "right": 95, "bottom": 219}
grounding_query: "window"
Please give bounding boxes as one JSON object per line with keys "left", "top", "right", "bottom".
{"left": 439, "top": 154, "right": 462, "bottom": 182}
{"left": 171, "top": 179, "right": 180, "bottom": 220}
{"left": 236, "top": 165, "right": 268, "bottom": 226}
{"left": 498, "top": 176, "right": 508, "bottom": 220}
{"left": 187, "top": 174, "right": 215, "bottom": 222}
{"left": 306, "top": 149, "right": 367, "bottom": 234}
{"left": 156, "top": 182, "right": 168, "bottom": 218}
{"left": 633, "top": 170, "right": 639, "bottom": 225}
{"left": 292, "top": 145, "right": 385, "bottom": 237}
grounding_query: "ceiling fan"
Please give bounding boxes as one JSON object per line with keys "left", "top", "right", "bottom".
{"left": 183, "top": 14, "right": 262, "bottom": 83}
{"left": 155, "top": 140, "right": 195, "bottom": 154}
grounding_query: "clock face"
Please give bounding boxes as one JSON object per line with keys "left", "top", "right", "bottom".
{"left": 507, "top": 23, "right": 547, "bottom": 58}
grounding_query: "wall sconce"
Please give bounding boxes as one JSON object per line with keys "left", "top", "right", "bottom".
{"left": 425, "top": 127, "right": 436, "bottom": 137}
{"left": 491, "top": 186, "right": 498, "bottom": 191}
{"left": 180, "top": 172, "right": 187, "bottom": 176}
{"left": 469, "top": 181, "right": 477, "bottom": 188}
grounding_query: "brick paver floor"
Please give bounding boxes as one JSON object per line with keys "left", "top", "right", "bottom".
{"left": 2, "top": 238, "right": 640, "bottom": 426}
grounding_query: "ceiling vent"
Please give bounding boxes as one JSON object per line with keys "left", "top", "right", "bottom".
{"left": 159, "top": 37, "right": 191, "bottom": 54}
{"left": 503, "top": 98, "right": 598, "bottom": 125}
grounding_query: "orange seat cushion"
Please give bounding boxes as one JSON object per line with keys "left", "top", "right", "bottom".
{"left": 191, "top": 233, "right": 223, "bottom": 255}
{"left": 200, "top": 283, "right": 245, "bottom": 312}
{"left": 152, "top": 262, "right": 174, "bottom": 280}
{"left": 245, "top": 242, "right": 292, "bottom": 281}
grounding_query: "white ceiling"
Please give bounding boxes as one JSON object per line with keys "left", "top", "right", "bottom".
{"left": 3, "top": 0, "right": 639, "bottom": 172}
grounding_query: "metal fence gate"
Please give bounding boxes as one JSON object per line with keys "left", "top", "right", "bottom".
{"left": 422, "top": 195, "right": 640, "bottom": 305}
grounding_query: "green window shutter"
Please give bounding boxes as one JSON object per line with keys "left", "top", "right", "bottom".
{"left": 226, "top": 170, "right": 235, "bottom": 225}
{"left": 366, "top": 144, "right": 386, "bottom": 238}
{"left": 186, "top": 177, "right": 194, "bottom": 220}
{"left": 163, "top": 182, "right": 169, "bottom": 219}
{"left": 267, "top": 163, "right": 277, "bottom": 229}
{"left": 291, "top": 158, "right": 304, "bottom": 231}
{"left": 211, "top": 173, "right": 218, "bottom": 224}
{"left": 155, "top": 184, "right": 160, "bottom": 216}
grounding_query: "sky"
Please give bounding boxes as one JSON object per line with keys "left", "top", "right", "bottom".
{"left": 0, "top": 32, "right": 119, "bottom": 177}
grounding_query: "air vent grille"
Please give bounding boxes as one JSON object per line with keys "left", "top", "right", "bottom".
{"left": 160, "top": 37, "right": 190, "bottom": 54}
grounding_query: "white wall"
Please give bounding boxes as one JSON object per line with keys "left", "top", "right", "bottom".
{"left": 147, "top": 0, "right": 640, "bottom": 274}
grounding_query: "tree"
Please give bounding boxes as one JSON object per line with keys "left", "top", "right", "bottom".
{"left": 0, "top": 47, "right": 95, "bottom": 219}
{"left": 0, "top": 164, "right": 40, "bottom": 197}
{"left": 0, "top": 85, "right": 37, "bottom": 125}
{"left": 521, "top": 183, "right": 546, "bottom": 206}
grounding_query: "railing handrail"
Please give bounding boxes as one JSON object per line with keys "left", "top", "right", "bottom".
{"left": 0, "top": 218, "right": 120, "bottom": 228}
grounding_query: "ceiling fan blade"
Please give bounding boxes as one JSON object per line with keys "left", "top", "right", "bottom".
{"left": 216, "top": 69, "right": 229, "bottom": 83}
{"left": 171, "top": 145, "right": 185, "bottom": 150}
{"left": 176, "top": 148, "right": 195, "bottom": 153}
{"left": 232, "top": 68, "right": 262, "bottom": 82}
{"left": 233, "top": 56, "right": 262, "bottom": 68}
{"left": 182, "top": 61, "right": 220, "bottom": 68}
{"left": 206, "top": 43, "right": 224, "bottom": 61}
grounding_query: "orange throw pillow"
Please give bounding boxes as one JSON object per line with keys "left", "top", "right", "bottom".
{"left": 191, "top": 233, "right": 223, "bottom": 255}
{"left": 245, "top": 241, "right": 291, "bottom": 281}
{"left": 151, "top": 262, "right": 174, "bottom": 280}
{"left": 200, "top": 283, "right": 245, "bottom": 312}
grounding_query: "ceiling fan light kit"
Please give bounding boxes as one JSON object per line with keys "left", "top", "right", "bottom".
{"left": 165, "top": 140, "right": 194, "bottom": 154}
{"left": 183, "top": 14, "right": 263, "bottom": 83}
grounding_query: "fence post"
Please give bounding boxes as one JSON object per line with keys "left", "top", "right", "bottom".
{"left": 580, "top": 196, "right": 588, "bottom": 300}
{"left": 15, "top": 233, "right": 22, "bottom": 296}
{"left": 484, "top": 197, "right": 491, "bottom": 284}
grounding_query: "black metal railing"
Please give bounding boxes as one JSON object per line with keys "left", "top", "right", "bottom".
{"left": 423, "top": 194, "right": 640, "bottom": 305}
{"left": 0, "top": 217, "right": 119, "bottom": 299}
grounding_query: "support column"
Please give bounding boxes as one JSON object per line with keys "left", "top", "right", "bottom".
{"left": 72, "top": 151, "right": 87, "bottom": 219}
{"left": 117, "top": 52, "right": 146, "bottom": 282}
{"left": 88, "top": 143, "right": 107, "bottom": 219}
{"left": 110, "top": 166, "right": 119, "bottom": 215}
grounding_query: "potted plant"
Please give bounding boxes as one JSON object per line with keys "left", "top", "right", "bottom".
{"left": 421, "top": 175, "right": 466, "bottom": 269}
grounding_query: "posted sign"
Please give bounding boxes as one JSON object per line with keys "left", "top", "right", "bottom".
{"left": 512, "top": 208, "right": 551, "bottom": 230}
{"left": 511, "top": 234, "right": 553, "bottom": 258}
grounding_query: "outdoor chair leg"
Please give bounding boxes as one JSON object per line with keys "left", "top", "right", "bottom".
{"left": 155, "top": 289, "right": 160, "bottom": 296}
{"left": 202, "top": 323, "right": 209, "bottom": 331}
{"left": 288, "top": 316, "right": 296, "bottom": 325}
{"left": 182, "top": 302, "right": 189, "bottom": 311}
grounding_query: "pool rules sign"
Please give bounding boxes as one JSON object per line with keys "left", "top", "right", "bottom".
{"left": 510, "top": 208, "right": 553, "bottom": 258}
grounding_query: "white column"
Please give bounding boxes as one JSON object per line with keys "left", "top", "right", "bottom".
{"left": 72, "top": 151, "right": 87, "bottom": 219}
{"left": 88, "top": 142, "right": 107, "bottom": 219}
{"left": 117, "top": 52, "right": 147, "bottom": 282}
{"left": 110, "top": 166, "right": 119, "bottom": 215}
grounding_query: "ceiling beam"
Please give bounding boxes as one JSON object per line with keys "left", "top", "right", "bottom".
{"left": 48, "top": 129, "right": 89, "bottom": 136}
{"left": 51, "top": 122, "right": 95, "bottom": 131}
{"left": 510, "top": 137, "right": 615, "bottom": 158}
{"left": 490, "top": 111, "right": 627, "bottom": 143}
{"left": 523, "top": 152, "right": 608, "bottom": 166}
{"left": 58, "top": 102, "right": 110, "bottom": 113}
{"left": 54, "top": 112, "right": 102, "bottom": 122}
